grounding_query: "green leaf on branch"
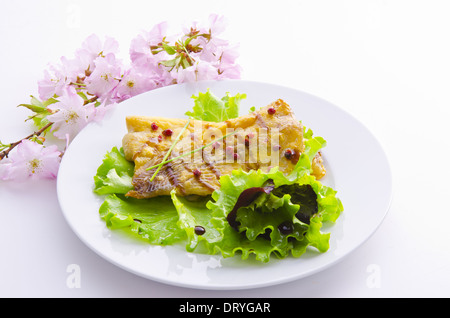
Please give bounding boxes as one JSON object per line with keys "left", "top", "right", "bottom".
{"left": 77, "top": 91, "right": 88, "bottom": 101}
{"left": 18, "top": 95, "right": 55, "bottom": 133}
{"left": 0, "top": 140, "right": 11, "bottom": 151}
{"left": 180, "top": 55, "right": 192, "bottom": 69}
{"left": 31, "top": 113, "right": 52, "bottom": 132}
{"left": 18, "top": 95, "right": 45, "bottom": 113}
{"left": 159, "top": 58, "right": 177, "bottom": 69}
{"left": 162, "top": 42, "right": 176, "bottom": 55}
{"left": 42, "top": 97, "right": 58, "bottom": 107}
{"left": 18, "top": 103, "right": 46, "bottom": 113}
{"left": 18, "top": 95, "right": 57, "bottom": 114}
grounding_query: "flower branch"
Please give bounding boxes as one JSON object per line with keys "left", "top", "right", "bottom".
{"left": 0, "top": 14, "right": 241, "bottom": 181}
{"left": 0, "top": 94, "right": 100, "bottom": 161}
{"left": 0, "top": 122, "right": 53, "bottom": 160}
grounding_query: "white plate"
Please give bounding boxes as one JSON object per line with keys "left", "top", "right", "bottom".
{"left": 57, "top": 79, "right": 392, "bottom": 290}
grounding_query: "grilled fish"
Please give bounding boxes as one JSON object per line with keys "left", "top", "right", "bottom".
{"left": 122, "top": 99, "right": 326, "bottom": 199}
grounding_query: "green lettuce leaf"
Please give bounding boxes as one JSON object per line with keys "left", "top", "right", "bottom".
{"left": 302, "top": 126, "right": 327, "bottom": 165}
{"left": 272, "top": 184, "right": 318, "bottom": 224}
{"left": 185, "top": 89, "right": 246, "bottom": 122}
{"left": 236, "top": 193, "right": 307, "bottom": 248}
{"left": 99, "top": 194, "right": 185, "bottom": 245}
{"left": 205, "top": 168, "right": 343, "bottom": 262}
{"left": 171, "top": 192, "right": 222, "bottom": 253}
{"left": 93, "top": 147, "right": 134, "bottom": 195}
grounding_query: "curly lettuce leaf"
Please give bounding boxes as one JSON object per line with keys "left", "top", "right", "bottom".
{"left": 236, "top": 193, "right": 307, "bottom": 248}
{"left": 93, "top": 147, "right": 134, "bottom": 195}
{"left": 302, "top": 126, "right": 327, "bottom": 165}
{"left": 272, "top": 184, "right": 317, "bottom": 223}
{"left": 171, "top": 192, "right": 222, "bottom": 252}
{"left": 205, "top": 168, "right": 343, "bottom": 262}
{"left": 185, "top": 89, "right": 246, "bottom": 122}
{"left": 99, "top": 194, "right": 185, "bottom": 245}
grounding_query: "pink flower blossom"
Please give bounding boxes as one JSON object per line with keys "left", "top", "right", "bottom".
{"left": 75, "top": 34, "right": 119, "bottom": 72}
{"left": 114, "top": 68, "right": 157, "bottom": 101}
{"left": 0, "top": 140, "right": 61, "bottom": 181}
{"left": 218, "top": 44, "right": 242, "bottom": 79}
{"left": 129, "top": 22, "right": 174, "bottom": 88}
{"left": 47, "top": 90, "right": 96, "bottom": 142}
{"left": 208, "top": 13, "right": 227, "bottom": 36}
{"left": 219, "top": 44, "right": 240, "bottom": 66}
{"left": 90, "top": 100, "right": 116, "bottom": 122}
{"left": 175, "top": 14, "right": 240, "bottom": 82}
{"left": 192, "top": 14, "right": 230, "bottom": 63}
{"left": 85, "top": 54, "right": 122, "bottom": 101}
{"left": 129, "top": 22, "right": 168, "bottom": 67}
{"left": 37, "top": 60, "right": 74, "bottom": 101}
{"left": 176, "top": 60, "right": 220, "bottom": 83}
{"left": 218, "top": 63, "right": 242, "bottom": 79}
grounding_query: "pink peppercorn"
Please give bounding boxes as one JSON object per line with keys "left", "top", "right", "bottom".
{"left": 151, "top": 122, "right": 158, "bottom": 131}
{"left": 193, "top": 169, "right": 201, "bottom": 177}
{"left": 267, "top": 107, "right": 276, "bottom": 115}
{"left": 162, "top": 129, "right": 173, "bottom": 137}
{"left": 273, "top": 145, "right": 281, "bottom": 151}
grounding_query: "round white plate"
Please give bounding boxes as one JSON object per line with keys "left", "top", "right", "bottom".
{"left": 57, "top": 79, "right": 392, "bottom": 290}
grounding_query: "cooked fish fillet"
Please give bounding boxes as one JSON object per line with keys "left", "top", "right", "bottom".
{"left": 122, "top": 99, "right": 325, "bottom": 199}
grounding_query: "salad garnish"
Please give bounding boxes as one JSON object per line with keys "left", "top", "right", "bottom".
{"left": 93, "top": 90, "right": 343, "bottom": 262}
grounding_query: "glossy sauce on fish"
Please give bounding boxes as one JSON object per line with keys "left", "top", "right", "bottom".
{"left": 122, "top": 99, "right": 325, "bottom": 199}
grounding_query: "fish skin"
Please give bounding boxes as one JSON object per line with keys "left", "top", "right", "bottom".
{"left": 122, "top": 99, "right": 325, "bottom": 199}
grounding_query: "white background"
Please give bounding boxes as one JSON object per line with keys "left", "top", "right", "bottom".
{"left": 1, "top": 0, "right": 449, "bottom": 297}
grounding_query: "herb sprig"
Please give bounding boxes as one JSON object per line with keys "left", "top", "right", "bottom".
{"left": 149, "top": 118, "right": 191, "bottom": 182}
{"left": 146, "top": 130, "right": 237, "bottom": 172}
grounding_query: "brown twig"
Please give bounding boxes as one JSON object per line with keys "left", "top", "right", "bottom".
{"left": 84, "top": 95, "right": 98, "bottom": 105}
{"left": 0, "top": 122, "right": 54, "bottom": 160}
